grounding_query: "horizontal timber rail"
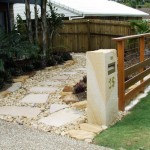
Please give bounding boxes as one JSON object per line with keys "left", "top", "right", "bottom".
{"left": 112, "top": 33, "right": 150, "bottom": 111}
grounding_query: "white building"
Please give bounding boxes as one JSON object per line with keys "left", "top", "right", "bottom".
{"left": 13, "top": 0, "right": 148, "bottom": 21}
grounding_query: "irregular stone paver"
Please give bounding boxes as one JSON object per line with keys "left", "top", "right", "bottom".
{"left": 39, "top": 109, "right": 82, "bottom": 127}
{"left": 7, "top": 82, "right": 22, "bottom": 92}
{"left": 75, "top": 68, "right": 87, "bottom": 71}
{"left": 68, "top": 130, "right": 96, "bottom": 140}
{"left": 62, "top": 72, "right": 77, "bottom": 75}
{"left": 52, "top": 76, "right": 69, "bottom": 80}
{"left": 40, "top": 81, "right": 62, "bottom": 86}
{"left": 79, "top": 123, "right": 103, "bottom": 134}
{"left": 50, "top": 104, "right": 69, "bottom": 114}
{"left": 0, "top": 106, "right": 40, "bottom": 117}
{"left": 29, "top": 87, "right": 57, "bottom": 93}
{"left": 21, "top": 94, "right": 49, "bottom": 104}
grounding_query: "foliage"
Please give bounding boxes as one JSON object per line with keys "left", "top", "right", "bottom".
{"left": 47, "top": 2, "right": 64, "bottom": 50}
{"left": 130, "top": 20, "right": 150, "bottom": 34}
{"left": 16, "top": 14, "right": 27, "bottom": 40}
{"left": 94, "top": 92, "right": 150, "bottom": 150}
{"left": 73, "top": 76, "right": 87, "bottom": 94}
{"left": 119, "top": 0, "right": 145, "bottom": 8}
{"left": 0, "top": 59, "right": 5, "bottom": 89}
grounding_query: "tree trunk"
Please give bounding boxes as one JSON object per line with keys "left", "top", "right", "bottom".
{"left": 25, "top": 0, "right": 33, "bottom": 43}
{"left": 34, "top": 0, "right": 38, "bottom": 44}
{"left": 41, "top": 0, "right": 47, "bottom": 57}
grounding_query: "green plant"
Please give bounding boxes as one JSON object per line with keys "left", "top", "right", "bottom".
{"left": 47, "top": 2, "right": 64, "bottom": 50}
{"left": 0, "top": 59, "right": 5, "bottom": 89}
{"left": 130, "top": 20, "right": 150, "bottom": 34}
{"left": 73, "top": 76, "right": 87, "bottom": 94}
{"left": 94, "top": 92, "right": 150, "bottom": 150}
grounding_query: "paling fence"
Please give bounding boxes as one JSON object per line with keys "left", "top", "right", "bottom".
{"left": 51, "top": 19, "right": 134, "bottom": 52}
{"left": 113, "top": 33, "right": 150, "bottom": 111}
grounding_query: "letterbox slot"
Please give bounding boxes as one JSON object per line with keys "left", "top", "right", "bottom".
{"left": 108, "top": 62, "right": 115, "bottom": 75}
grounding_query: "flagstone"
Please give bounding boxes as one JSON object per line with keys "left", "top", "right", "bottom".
{"left": 0, "top": 106, "right": 40, "bottom": 117}
{"left": 29, "top": 87, "right": 57, "bottom": 93}
{"left": 21, "top": 94, "right": 49, "bottom": 104}
{"left": 75, "top": 68, "right": 86, "bottom": 71}
{"left": 40, "top": 81, "right": 62, "bottom": 86}
{"left": 51, "top": 76, "right": 69, "bottom": 80}
{"left": 62, "top": 72, "right": 77, "bottom": 75}
{"left": 50, "top": 104, "right": 69, "bottom": 114}
{"left": 39, "top": 109, "right": 82, "bottom": 127}
{"left": 7, "top": 82, "right": 22, "bottom": 92}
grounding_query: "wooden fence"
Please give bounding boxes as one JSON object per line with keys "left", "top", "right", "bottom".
{"left": 113, "top": 33, "right": 150, "bottom": 111}
{"left": 52, "top": 19, "right": 134, "bottom": 52}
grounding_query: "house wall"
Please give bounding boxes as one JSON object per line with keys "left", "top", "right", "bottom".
{"left": 0, "top": 3, "right": 8, "bottom": 31}
{"left": 0, "top": 2, "right": 14, "bottom": 32}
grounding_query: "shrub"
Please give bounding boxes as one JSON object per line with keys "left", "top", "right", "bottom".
{"left": 73, "top": 76, "right": 87, "bottom": 94}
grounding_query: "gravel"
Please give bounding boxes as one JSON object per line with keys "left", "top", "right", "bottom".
{"left": 0, "top": 119, "right": 112, "bottom": 150}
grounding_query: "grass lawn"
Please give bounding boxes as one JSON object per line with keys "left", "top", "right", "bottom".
{"left": 94, "top": 92, "right": 150, "bottom": 150}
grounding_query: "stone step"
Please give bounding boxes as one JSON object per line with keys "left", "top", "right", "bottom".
{"left": 68, "top": 129, "right": 96, "bottom": 140}
{"left": 21, "top": 94, "right": 49, "bottom": 104}
{"left": 39, "top": 109, "right": 82, "bottom": 127}
{"left": 29, "top": 86, "right": 57, "bottom": 93}
{"left": 50, "top": 104, "right": 69, "bottom": 114}
{"left": 40, "top": 81, "right": 62, "bottom": 86}
{"left": 0, "top": 106, "right": 41, "bottom": 118}
{"left": 79, "top": 123, "right": 103, "bottom": 134}
{"left": 51, "top": 76, "right": 69, "bottom": 81}
{"left": 7, "top": 82, "right": 22, "bottom": 92}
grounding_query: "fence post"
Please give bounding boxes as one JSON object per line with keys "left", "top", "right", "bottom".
{"left": 117, "top": 40, "right": 125, "bottom": 111}
{"left": 139, "top": 36, "right": 145, "bottom": 88}
{"left": 87, "top": 20, "right": 91, "bottom": 51}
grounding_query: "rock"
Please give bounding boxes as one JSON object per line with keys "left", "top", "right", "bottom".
{"left": 62, "top": 94, "right": 79, "bottom": 104}
{"left": 0, "top": 91, "right": 10, "bottom": 98}
{"left": 13, "top": 75, "right": 29, "bottom": 83}
{"left": 64, "top": 60, "right": 75, "bottom": 67}
{"left": 7, "top": 82, "right": 22, "bottom": 92}
{"left": 84, "top": 139, "right": 93, "bottom": 143}
{"left": 101, "top": 125, "right": 108, "bottom": 130}
{"left": 61, "top": 131, "right": 67, "bottom": 136}
{"left": 61, "top": 92, "right": 72, "bottom": 96}
{"left": 72, "top": 101, "right": 87, "bottom": 109}
{"left": 62, "top": 86, "right": 73, "bottom": 92}
{"left": 68, "top": 130, "right": 96, "bottom": 140}
{"left": 79, "top": 123, "right": 102, "bottom": 134}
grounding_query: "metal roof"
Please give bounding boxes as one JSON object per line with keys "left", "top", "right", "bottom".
{"left": 50, "top": 0, "right": 148, "bottom": 17}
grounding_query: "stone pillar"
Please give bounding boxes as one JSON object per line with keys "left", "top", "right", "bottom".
{"left": 86, "top": 49, "right": 118, "bottom": 126}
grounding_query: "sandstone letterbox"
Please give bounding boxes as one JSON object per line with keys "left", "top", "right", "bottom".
{"left": 86, "top": 49, "right": 118, "bottom": 126}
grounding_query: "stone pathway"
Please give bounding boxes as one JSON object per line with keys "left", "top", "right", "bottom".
{"left": 0, "top": 54, "right": 98, "bottom": 142}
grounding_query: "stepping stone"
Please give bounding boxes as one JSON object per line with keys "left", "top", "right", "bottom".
{"left": 40, "top": 81, "right": 62, "bottom": 86}
{"left": 79, "top": 123, "right": 103, "bottom": 134}
{"left": 72, "top": 101, "right": 87, "bottom": 109}
{"left": 50, "top": 104, "right": 69, "bottom": 114}
{"left": 0, "top": 106, "right": 40, "bottom": 117}
{"left": 52, "top": 76, "right": 68, "bottom": 81}
{"left": 75, "top": 68, "right": 86, "bottom": 71}
{"left": 21, "top": 94, "right": 49, "bottom": 104}
{"left": 39, "top": 109, "right": 82, "bottom": 127}
{"left": 62, "top": 72, "right": 77, "bottom": 75}
{"left": 62, "top": 94, "right": 79, "bottom": 104}
{"left": 68, "top": 130, "right": 96, "bottom": 140}
{"left": 29, "top": 87, "right": 57, "bottom": 93}
{"left": 7, "top": 82, "right": 22, "bottom": 92}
